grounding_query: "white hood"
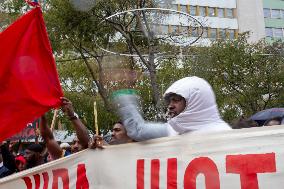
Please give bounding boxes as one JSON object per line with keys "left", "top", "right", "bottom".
{"left": 164, "top": 76, "right": 231, "bottom": 134}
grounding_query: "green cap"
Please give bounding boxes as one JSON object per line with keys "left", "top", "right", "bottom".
{"left": 110, "top": 89, "right": 137, "bottom": 99}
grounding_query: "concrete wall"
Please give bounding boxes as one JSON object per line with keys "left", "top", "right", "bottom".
{"left": 237, "top": 0, "right": 266, "bottom": 42}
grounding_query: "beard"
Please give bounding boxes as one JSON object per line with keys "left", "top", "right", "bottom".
{"left": 166, "top": 111, "right": 177, "bottom": 120}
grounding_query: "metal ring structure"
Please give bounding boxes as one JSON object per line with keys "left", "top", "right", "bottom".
{"left": 96, "top": 7, "right": 204, "bottom": 57}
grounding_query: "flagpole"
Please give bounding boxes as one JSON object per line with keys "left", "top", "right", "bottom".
{"left": 94, "top": 101, "right": 99, "bottom": 135}
{"left": 34, "top": 122, "right": 39, "bottom": 144}
{"left": 50, "top": 109, "right": 58, "bottom": 131}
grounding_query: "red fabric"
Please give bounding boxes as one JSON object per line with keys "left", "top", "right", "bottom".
{"left": 0, "top": 7, "right": 63, "bottom": 142}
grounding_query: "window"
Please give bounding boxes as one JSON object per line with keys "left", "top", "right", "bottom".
{"left": 160, "top": 25, "right": 169, "bottom": 34}
{"left": 274, "top": 28, "right": 283, "bottom": 37}
{"left": 265, "top": 28, "right": 273, "bottom": 37}
{"left": 191, "top": 27, "right": 199, "bottom": 37}
{"left": 180, "top": 5, "right": 187, "bottom": 13}
{"left": 159, "top": 3, "right": 168, "bottom": 9}
{"left": 210, "top": 28, "right": 217, "bottom": 38}
{"left": 226, "top": 9, "right": 234, "bottom": 18}
{"left": 263, "top": 8, "right": 270, "bottom": 18}
{"left": 180, "top": 26, "right": 189, "bottom": 35}
{"left": 199, "top": 6, "right": 206, "bottom": 16}
{"left": 208, "top": 7, "right": 215, "bottom": 17}
{"left": 202, "top": 27, "right": 208, "bottom": 38}
{"left": 190, "top": 6, "right": 196, "bottom": 16}
{"left": 271, "top": 9, "right": 281, "bottom": 18}
{"left": 171, "top": 25, "right": 179, "bottom": 35}
{"left": 227, "top": 29, "right": 235, "bottom": 39}
{"left": 234, "top": 30, "right": 238, "bottom": 38}
{"left": 264, "top": 8, "right": 284, "bottom": 19}
{"left": 218, "top": 8, "right": 224, "bottom": 18}
{"left": 151, "top": 24, "right": 159, "bottom": 34}
{"left": 219, "top": 29, "right": 226, "bottom": 39}
{"left": 171, "top": 4, "right": 178, "bottom": 11}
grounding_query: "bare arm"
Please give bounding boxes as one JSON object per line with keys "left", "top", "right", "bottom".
{"left": 61, "top": 97, "right": 90, "bottom": 149}
{"left": 40, "top": 115, "right": 63, "bottom": 160}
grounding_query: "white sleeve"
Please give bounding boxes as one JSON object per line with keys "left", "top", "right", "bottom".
{"left": 118, "top": 105, "right": 170, "bottom": 141}
{"left": 166, "top": 123, "right": 179, "bottom": 136}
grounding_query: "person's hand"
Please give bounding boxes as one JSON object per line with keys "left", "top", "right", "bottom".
{"left": 88, "top": 135, "right": 105, "bottom": 149}
{"left": 111, "top": 89, "right": 141, "bottom": 114}
{"left": 60, "top": 97, "right": 75, "bottom": 119}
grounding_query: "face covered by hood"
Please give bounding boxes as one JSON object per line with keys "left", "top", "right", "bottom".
{"left": 164, "top": 76, "right": 230, "bottom": 134}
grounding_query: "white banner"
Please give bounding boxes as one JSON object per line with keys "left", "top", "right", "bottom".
{"left": 1, "top": 125, "right": 284, "bottom": 189}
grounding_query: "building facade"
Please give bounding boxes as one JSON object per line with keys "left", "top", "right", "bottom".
{"left": 157, "top": 0, "right": 284, "bottom": 44}
{"left": 263, "top": 0, "right": 284, "bottom": 42}
{"left": 158, "top": 0, "right": 239, "bottom": 45}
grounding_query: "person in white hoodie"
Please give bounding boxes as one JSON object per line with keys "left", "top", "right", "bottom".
{"left": 112, "top": 76, "right": 231, "bottom": 141}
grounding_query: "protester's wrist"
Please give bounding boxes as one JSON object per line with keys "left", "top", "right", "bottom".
{"left": 68, "top": 112, "right": 79, "bottom": 120}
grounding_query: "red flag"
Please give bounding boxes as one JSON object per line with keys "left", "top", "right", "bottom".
{"left": 0, "top": 7, "right": 63, "bottom": 142}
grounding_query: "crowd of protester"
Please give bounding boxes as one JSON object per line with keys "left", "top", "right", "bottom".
{"left": 0, "top": 119, "right": 133, "bottom": 178}
{"left": 0, "top": 76, "right": 283, "bottom": 179}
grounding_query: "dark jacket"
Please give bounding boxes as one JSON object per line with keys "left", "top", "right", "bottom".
{"left": 0, "top": 165, "right": 12, "bottom": 179}
{"left": 0, "top": 144, "right": 16, "bottom": 173}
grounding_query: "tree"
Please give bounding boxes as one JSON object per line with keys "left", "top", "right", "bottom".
{"left": 98, "top": 0, "right": 190, "bottom": 119}
{"left": 56, "top": 57, "right": 119, "bottom": 133}
{"left": 45, "top": 0, "right": 184, "bottom": 121}
{"left": 189, "top": 34, "right": 284, "bottom": 122}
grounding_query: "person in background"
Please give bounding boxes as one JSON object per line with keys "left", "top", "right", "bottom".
{"left": 71, "top": 137, "right": 84, "bottom": 153}
{"left": 15, "top": 155, "right": 26, "bottom": 172}
{"left": 60, "top": 143, "right": 72, "bottom": 156}
{"left": 24, "top": 144, "right": 45, "bottom": 169}
{"left": 40, "top": 115, "right": 64, "bottom": 161}
{"left": 0, "top": 152, "right": 13, "bottom": 178}
{"left": 8, "top": 142, "right": 17, "bottom": 157}
{"left": 39, "top": 97, "right": 90, "bottom": 160}
{"left": 109, "top": 121, "right": 135, "bottom": 145}
{"left": 232, "top": 117, "right": 259, "bottom": 129}
{"left": 0, "top": 151, "right": 12, "bottom": 178}
{"left": 264, "top": 116, "right": 283, "bottom": 126}
{"left": 0, "top": 142, "right": 16, "bottom": 174}
{"left": 90, "top": 121, "right": 135, "bottom": 149}
{"left": 61, "top": 97, "right": 90, "bottom": 152}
